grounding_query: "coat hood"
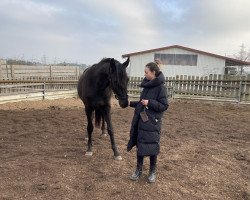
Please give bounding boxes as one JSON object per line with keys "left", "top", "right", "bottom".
{"left": 140, "top": 72, "right": 165, "bottom": 88}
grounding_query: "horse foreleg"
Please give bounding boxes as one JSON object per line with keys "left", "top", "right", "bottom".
{"left": 103, "top": 111, "right": 122, "bottom": 161}
{"left": 85, "top": 108, "right": 94, "bottom": 156}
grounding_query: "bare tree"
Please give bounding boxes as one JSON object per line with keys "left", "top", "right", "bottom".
{"left": 233, "top": 43, "right": 250, "bottom": 75}
{"left": 234, "top": 43, "right": 250, "bottom": 61}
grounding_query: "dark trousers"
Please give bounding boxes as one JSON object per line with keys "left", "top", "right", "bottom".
{"left": 137, "top": 155, "right": 157, "bottom": 171}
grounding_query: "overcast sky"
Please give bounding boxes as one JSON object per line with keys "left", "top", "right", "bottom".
{"left": 0, "top": 0, "right": 250, "bottom": 65}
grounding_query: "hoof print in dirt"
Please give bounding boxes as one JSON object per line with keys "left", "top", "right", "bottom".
{"left": 234, "top": 152, "right": 246, "bottom": 161}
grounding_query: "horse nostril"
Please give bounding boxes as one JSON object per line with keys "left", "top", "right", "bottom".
{"left": 118, "top": 99, "right": 128, "bottom": 108}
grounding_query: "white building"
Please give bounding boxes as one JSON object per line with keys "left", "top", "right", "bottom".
{"left": 122, "top": 45, "right": 250, "bottom": 77}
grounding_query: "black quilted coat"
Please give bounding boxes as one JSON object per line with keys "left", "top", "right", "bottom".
{"left": 127, "top": 72, "right": 169, "bottom": 156}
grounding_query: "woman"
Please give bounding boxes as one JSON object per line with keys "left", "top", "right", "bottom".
{"left": 127, "top": 62, "right": 169, "bottom": 183}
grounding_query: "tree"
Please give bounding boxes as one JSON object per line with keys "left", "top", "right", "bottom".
{"left": 234, "top": 43, "right": 250, "bottom": 61}
{"left": 233, "top": 44, "right": 250, "bottom": 75}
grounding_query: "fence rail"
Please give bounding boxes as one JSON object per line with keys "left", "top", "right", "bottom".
{"left": 165, "top": 74, "right": 250, "bottom": 102}
{"left": 0, "top": 64, "right": 85, "bottom": 78}
{"left": 0, "top": 74, "right": 250, "bottom": 104}
{"left": 0, "top": 81, "right": 78, "bottom": 104}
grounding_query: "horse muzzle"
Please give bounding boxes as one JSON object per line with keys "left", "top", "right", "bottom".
{"left": 116, "top": 95, "right": 128, "bottom": 108}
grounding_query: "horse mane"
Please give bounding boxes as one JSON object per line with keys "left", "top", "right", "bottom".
{"left": 98, "top": 58, "right": 112, "bottom": 64}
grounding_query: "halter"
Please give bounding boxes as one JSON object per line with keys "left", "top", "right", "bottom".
{"left": 108, "top": 64, "right": 128, "bottom": 101}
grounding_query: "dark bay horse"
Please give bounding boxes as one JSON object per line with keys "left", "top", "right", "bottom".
{"left": 77, "top": 57, "right": 130, "bottom": 160}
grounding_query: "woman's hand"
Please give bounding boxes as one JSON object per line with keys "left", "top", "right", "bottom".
{"left": 141, "top": 99, "right": 148, "bottom": 106}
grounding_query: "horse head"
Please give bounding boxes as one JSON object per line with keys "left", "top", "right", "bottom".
{"left": 109, "top": 57, "right": 130, "bottom": 108}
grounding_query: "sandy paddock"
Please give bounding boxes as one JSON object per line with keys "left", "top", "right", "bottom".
{"left": 0, "top": 98, "right": 249, "bottom": 199}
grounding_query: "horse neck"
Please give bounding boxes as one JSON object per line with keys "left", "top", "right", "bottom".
{"left": 93, "top": 63, "right": 113, "bottom": 90}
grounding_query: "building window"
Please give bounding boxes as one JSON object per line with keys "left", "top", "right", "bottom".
{"left": 154, "top": 53, "right": 198, "bottom": 66}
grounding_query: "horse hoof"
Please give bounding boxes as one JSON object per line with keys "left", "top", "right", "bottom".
{"left": 114, "top": 155, "right": 122, "bottom": 161}
{"left": 85, "top": 152, "right": 93, "bottom": 156}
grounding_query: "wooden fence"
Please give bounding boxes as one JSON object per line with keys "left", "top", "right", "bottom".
{"left": 0, "top": 75, "right": 250, "bottom": 104}
{"left": 0, "top": 64, "right": 85, "bottom": 78}
{"left": 165, "top": 74, "right": 250, "bottom": 102}
{"left": 0, "top": 78, "right": 78, "bottom": 104}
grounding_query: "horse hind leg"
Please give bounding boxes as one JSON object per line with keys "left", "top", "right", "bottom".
{"left": 101, "top": 116, "right": 107, "bottom": 137}
{"left": 84, "top": 111, "right": 94, "bottom": 141}
{"left": 85, "top": 107, "right": 94, "bottom": 156}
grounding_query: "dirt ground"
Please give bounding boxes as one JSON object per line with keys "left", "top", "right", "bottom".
{"left": 0, "top": 98, "right": 249, "bottom": 200}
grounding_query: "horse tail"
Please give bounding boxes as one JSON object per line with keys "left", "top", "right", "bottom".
{"left": 77, "top": 74, "right": 83, "bottom": 100}
{"left": 94, "top": 110, "right": 102, "bottom": 128}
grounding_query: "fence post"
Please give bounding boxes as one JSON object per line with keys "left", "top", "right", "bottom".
{"left": 238, "top": 77, "right": 242, "bottom": 103}
{"left": 241, "top": 74, "right": 250, "bottom": 102}
{"left": 0, "top": 60, "right": 2, "bottom": 79}
{"left": 43, "top": 82, "right": 46, "bottom": 100}
{"left": 11, "top": 65, "right": 15, "bottom": 78}
{"left": 50, "top": 66, "right": 53, "bottom": 78}
{"left": 246, "top": 74, "right": 250, "bottom": 101}
{"left": 75, "top": 67, "right": 79, "bottom": 78}
{"left": 172, "top": 77, "right": 176, "bottom": 99}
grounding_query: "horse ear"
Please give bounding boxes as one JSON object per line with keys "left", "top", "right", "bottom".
{"left": 110, "top": 58, "right": 116, "bottom": 72}
{"left": 123, "top": 57, "right": 130, "bottom": 68}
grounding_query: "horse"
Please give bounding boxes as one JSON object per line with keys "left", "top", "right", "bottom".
{"left": 77, "top": 57, "right": 130, "bottom": 160}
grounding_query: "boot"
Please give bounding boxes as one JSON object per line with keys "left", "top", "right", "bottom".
{"left": 147, "top": 166, "right": 156, "bottom": 183}
{"left": 130, "top": 164, "right": 142, "bottom": 181}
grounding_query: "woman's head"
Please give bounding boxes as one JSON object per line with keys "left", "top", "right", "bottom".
{"left": 144, "top": 62, "right": 160, "bottom": 80}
